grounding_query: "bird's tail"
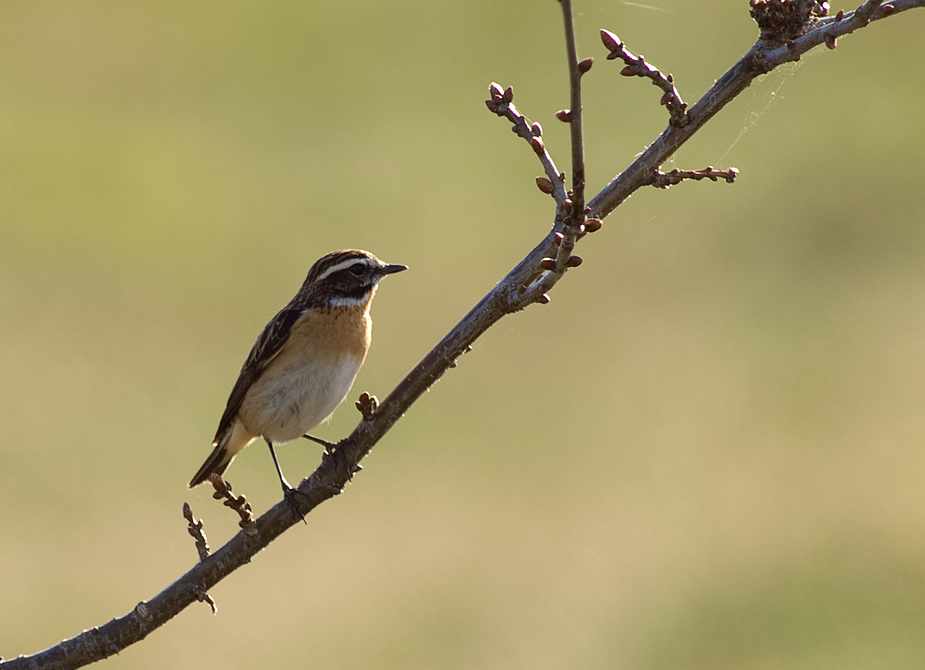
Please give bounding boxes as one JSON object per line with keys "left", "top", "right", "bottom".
{"left": 188, "top": 421, "right": 256, "bottom": 488}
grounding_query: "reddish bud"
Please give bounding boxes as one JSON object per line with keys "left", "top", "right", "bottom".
{"left": 881, "top": 4, "right": 894, "bottom": 15}
{"left": 531, "top": 122, "right": 543, "bottom": 136}
{"left": 620, "top": 65, "right": 637, "bottom": 77}
{"left": 567, "top": 256, "right": 583, "bottom": 268}
{"left": 502, "top": 86, "right": 514, "bottom": 103}
{"left": 535, "top": 177, "right": 555, "bottom": 194}
{"left": 578, "top": 57, "right": 594, "bottom": 74}
{"left": 825, "top": 34, "right": 837, "bottom": 49}
{"left": 540, "top": 258, "right": 557, "bottom": 271}
{"left": 530, "top": 137, "right": 545, "bottom": 154}
{"left": 553, "top": 232, "right": 564, "bottom": 245}
{"left": 600, "top": 29, "right": 622, "bottom": 52}
{"left": 835, "top": 9, "right": 844, "bottom": 20}
{"left": 585, "top": 218, "right": 603, "bottom": 233}
{"left": 488, "top": 82, "right": 503, "bottom": 100}
{"left": 555, "top": 109, "right": 572, "bottom": 122}
{"left": 562, "top": 199, "right": 572, "bottom": 213}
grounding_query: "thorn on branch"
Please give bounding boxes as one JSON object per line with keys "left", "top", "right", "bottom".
{"left": 600, "top": 29, "right": 688, "bottom": 127}
{"left": 183, "top": 502, "right": 211, "bottom": 561}
{"left": 209, "top": 474, "right": 257, "bottom": 534}
{"left": 649, "top": 166, "right": 739, "bottom": 189}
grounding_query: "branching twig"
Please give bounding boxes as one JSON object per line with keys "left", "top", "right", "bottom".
{"left": 209, "top": 475, "right": 257, "bottom": 534}
{"left": 600, "top": 29, "right": 688, "bottom": 127}
{"left": 485, "top": 83, "right": 568, "bottom": 205}
{"left": 588, "top": 0, "right": 925, "bottom": 221}
{"left": 649, "top": 167, "right": 739, "bottom": 189}
{"left": 182, "top": 503, "right": 211, "bottom": 562}
{"left": 2, "top": 3, "right": 922, "bottom": 669}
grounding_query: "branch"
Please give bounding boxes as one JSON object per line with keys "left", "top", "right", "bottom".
{"left": 588, "top": 0, "right": 925, "bottom": 220}
{"left": 486, "top": 83, "right": 568, "bottom": 206}
{"left": 600, "top": 29, "right": 688, "bottom": 127}
{"left": 560, "top": 0, "right": 589, "bottom": 223}
{"left": 3, "top": 2, "right": 922, "bottom": 668}
{"left": 649, "top": 167, "right": 739, "bottom": 189}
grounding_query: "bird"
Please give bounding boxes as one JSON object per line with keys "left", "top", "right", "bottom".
{"left": 188, "top": 249, "right": 406, "bottom": 514}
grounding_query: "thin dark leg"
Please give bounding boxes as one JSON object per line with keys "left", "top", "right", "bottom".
{"left": 266, "top": 440, "right": 306, "bottom": 524}
{"left": 303, "top": 433, "right": 358, "bottom": 480}
{"left": 302, "top": 433, "right": 336, "bottom": 454}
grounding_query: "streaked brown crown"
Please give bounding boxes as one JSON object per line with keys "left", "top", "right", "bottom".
{"left": 296, "top": 249, "right": 407, "bottom": 309}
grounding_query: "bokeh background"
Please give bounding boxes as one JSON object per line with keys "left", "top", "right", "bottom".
{"left": 2, "top": 1, "right": 924, "bottom": 668}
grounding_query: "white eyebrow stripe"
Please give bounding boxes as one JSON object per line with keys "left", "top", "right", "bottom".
{"left": 328, "top": 295, "right": 370, "bottom": 307}
{"left": 316, "top": 257, "right": 369, "bottom": 282}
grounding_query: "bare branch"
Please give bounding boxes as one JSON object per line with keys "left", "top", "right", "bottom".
{"left": 182, "top": 502, "right": 211, "bottom": 562}
{"left": 588, "top": 0, "right": 925, "bottom": 220}
{"left": 3, "top": 3, "right": 922, "bottom": 669}
{"left": 560, "top": 0, "right": 589, "bottom": 223}
{"left": 209, "top": 475, "right": 257, "bottom": 533}
{"left": 485, "top": 83, "right": 568, "bottom": 205}
{"left": 649, "top": 167, "right": 739, "bottom": 189}
{"left": 600, "top": 29, "right": 688, "bottom": 127}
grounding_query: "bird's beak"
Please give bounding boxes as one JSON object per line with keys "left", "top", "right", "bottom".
{"left": 381, "top": 263, "right": 408, "bottom": 275}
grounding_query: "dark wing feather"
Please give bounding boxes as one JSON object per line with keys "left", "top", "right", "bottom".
{"left": 212, "top": 304, "right": 306, "bottom": 443}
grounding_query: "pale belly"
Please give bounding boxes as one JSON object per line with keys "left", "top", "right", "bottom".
{"left": 239, "top": 354, "right": 363, "bottom": 444}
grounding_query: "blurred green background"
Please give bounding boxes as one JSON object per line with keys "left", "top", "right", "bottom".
{"left": 2, "top": 1, "right": 924, "bottom": 668}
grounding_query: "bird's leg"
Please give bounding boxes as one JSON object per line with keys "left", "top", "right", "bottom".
{"left": 303, "top": 433, "right": 359, "bottom": 481}
{"left": 266, "top": 440, "right": 307, "bottom": 524}
{"left": 302, "top": 433, "right": 337, "bottom": 455}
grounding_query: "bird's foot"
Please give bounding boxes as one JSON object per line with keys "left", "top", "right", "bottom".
{"left": 282, "top": 485, "right": 309, "bottom": 524}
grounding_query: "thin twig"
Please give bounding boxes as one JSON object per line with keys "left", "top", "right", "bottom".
{"left": 649, "top": 167, "right": 739, "bottom": 189}
{"left": 209, "top": 475, "right": 257, "bottom": 534}
{"left": 182, "top": 503, "right": 211, "bottom": 562}
{"left": 485, "top": 83, "right": 568, "bottom": 205}
{"left": 560, "top": 0, "right": 588, "bottom": 222}
{"left": 588, "top": 0, "right": 925, "bottom": 220}
{"left": 600, "top": 29, "right": 688, "bottom": 126}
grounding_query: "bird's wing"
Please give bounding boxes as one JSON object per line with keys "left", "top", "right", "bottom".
{"left": 213, "top": 304, "right": 306, "bottom": 444}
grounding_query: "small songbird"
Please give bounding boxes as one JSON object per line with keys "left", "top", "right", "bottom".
{"left": 189, "top": 249, "right": 406, "bottom": 508}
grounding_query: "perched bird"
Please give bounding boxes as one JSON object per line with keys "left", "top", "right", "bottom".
{"left": 189, "top": 249, "right": 406, "bottom": 511}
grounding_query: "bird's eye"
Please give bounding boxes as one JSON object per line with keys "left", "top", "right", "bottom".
{"left": 349, "top": 263, "right": 366, "bottom": 277}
